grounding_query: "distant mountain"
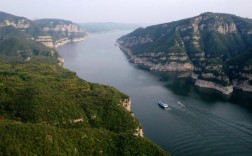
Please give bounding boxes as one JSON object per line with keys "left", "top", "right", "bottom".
{"left": 0, "top": 12, "right": 61, "bottom": 64}
{"left": 0, "top": 11, "right": 86, "bottom": 48}
{"left": 118, "top": 12, "right": 252, "bottom": 95}
{"left": 0, "top": 11, "right": 87, "bottom": 64}
{"left": 34, "top": 19, "right": 86, "bottom": 47}
{"left": 81, "top": 22, "right": 142, "bottom": 33}
{"left": 0, "top": 11, "right": 169, "bottom": 155}
{"left": 0, "top": 11, "right": 47, "bottom": 37}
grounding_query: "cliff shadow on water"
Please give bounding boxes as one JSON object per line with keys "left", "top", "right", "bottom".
{"left": 150, "top": 71, "right": 252, "bottom": 109}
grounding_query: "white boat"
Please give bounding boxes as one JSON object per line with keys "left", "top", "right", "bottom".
{"left": 158, "top": 101, "right": 169, "bottom": 109}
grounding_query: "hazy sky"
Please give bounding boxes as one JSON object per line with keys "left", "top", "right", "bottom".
{"left": 1, "top": 0, "right": 251, "bottom": 24}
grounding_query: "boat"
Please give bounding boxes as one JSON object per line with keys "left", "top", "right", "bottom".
{"left": 158, "top": 101, "right": 169, "bottom": 109}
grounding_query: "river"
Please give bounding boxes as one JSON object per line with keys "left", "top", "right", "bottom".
{"left": 57, "top": 31, "right": 252, "bottom": 156}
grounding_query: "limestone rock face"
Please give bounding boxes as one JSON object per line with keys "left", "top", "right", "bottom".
{"left": 121, "top": 98, "right": 131, "bottom": 112}
{"left": 195, "top": 79, "right": 233, "bottom": 95}
{"left": 119, "top": 45, "right": 194, "bottom": 72}
{"left": 36, "top": 36, "right": 54, "bottom": 48}
{"left": 34, "top": 19, "right": 87, "bottom": 47}
{"left": 57, "top": 57, "right": 64, "bottom": 67}
{"left": 121, "top": 35, "right": 153, "bottom": 47}
{"left": 121, "top": 98, "right": 144, "bottom": 137}
{"left": 230, "top": 66, "right": 252, "bottom": 92}
{"left": 197, "top": 14, "right": 237, "bottom": 34}
{"left": 0, "top": 19, "right": 30, "bottom": 29}
{"left": 42, "top": 24, "right": 84, "bottom": 33}
{"left": 117, "top": 12, "right": 252, "bottom": 95}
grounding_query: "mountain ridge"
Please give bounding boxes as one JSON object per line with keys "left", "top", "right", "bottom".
{"left": 0, "top": 11, "right": 86, "bottom": 48}
{"left": 0, "top": 11, "right": 169, "bottom": 155}
{"left": 117, "top": 12, "right": 252, "bottom": 95}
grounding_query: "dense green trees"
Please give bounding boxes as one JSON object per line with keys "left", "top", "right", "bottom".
{"left": 0, "top": 62, "right": 169, "bottom": 155}
{"left": 0, "top": 121, "right": 167, "bottom": 156}
{"left": 0, "top": 11, "right": 169, "bottom": 155}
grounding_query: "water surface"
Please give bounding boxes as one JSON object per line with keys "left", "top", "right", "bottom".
{"left": 57, "top": 31, "right": 252, "bottom": 156}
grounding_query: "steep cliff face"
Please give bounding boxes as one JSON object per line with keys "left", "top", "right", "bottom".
{"left": 0, "top": 11, "right": 30, "bottom": 30}
{"left": 35, "top": 36, "right": 54, "bottom": 48}
{"left": 0, "top": 19, "right": 30, "bottom": 29}
{"left": 118, "top": 12, "right": 252, "bottom": 95}
{"left": 118, "top": 45, "right": 194, "bottom": 71}
{"left": 121, "top": 98, "right": 131, "bottom": 112}
{"left": 0, "top": 12, "right": 87, "bottom": 48}
{"left": 34, "top": 19, "right": 86, "bottom": 47}
{"left": 0, "top": 11, "right": 45, "bottom": 37}
{"left": 121, "top": 98, "right": 144, "bottom": 137}
{"left": 0, "top": 12, "right": 62, "bottom": 64}
{"left": 195, "top": 79, "right": 233, "bottom": 95}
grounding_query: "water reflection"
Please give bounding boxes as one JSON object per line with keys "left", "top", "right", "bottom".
{"left": 57, "top": 31, "right": 252, "bottom": 156}
{"left": 154, "top": 71, "right": 252, "bottom": 107}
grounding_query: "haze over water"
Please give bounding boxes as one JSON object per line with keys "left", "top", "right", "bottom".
{"left": 57, "top": 31, "right": 252, "bottom": 156}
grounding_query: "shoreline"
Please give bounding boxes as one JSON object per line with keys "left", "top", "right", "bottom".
{"left": 58, "top": 39, "right": 144, "bottom": 138}
{"left": 117, "top": 43, "right": 252, "bottom": 96}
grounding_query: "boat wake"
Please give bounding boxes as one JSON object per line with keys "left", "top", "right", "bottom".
{"left": 162, "top": 102, "right": 252, "bottom": 156}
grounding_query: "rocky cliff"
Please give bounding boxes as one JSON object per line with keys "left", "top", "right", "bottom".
{"left": 121, "top": 98, "right": 144, "bottom": 137}
{"left": 0, "top": 12, "right": 87, "bottom": 48}
{"left": 118, "top": 12, "right": 252, "bottom": 95}
{"left": 121, "top": 98, "right": 131, "bottom": 112}
{"left": 0, "top": 11, "right": 46, "bottom": 37}
{"left": 119, "top": 44, "right": 194, "bottom": 71}
{"left": 0, "top": 18, "right": 30, "bottom": 29}
{"left": 195, "top": 79, "right": 233, "bottom": 95}
{"left": 34, "top": 19, "right": 86, "bottom": 47}
{"left": 0, "top": 12, "right": 64, "bottom": 65}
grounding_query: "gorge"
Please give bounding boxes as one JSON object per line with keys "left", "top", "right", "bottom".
{"left": 57, "top": 30, "right": 252, "bottom": 156}
{"left": 0, "top": 11, "right": 168, "bottom": 155}
{"left": 1, "top": 10, "right": 252, "bottom": 155}
{"left": 117, "top": 12, "right": 252, "bottom": 96}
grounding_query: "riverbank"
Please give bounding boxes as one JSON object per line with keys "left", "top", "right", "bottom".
{"left": 57, "top": 31, "right": 252, "bottom": 156}
{"left": 117, "top": 43, "right": 252, "bottom": 96}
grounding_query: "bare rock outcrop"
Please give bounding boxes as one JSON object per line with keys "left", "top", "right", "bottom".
{"left": 0, "top": 19, "right": 30, "bottom": 29}
{"left": 195, "top": 79, "right": 233, "bottom": 95}
{"left": 121, "top": 98, "right": 144, "bottom": 137}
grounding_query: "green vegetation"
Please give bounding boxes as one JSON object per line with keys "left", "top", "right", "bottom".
{"left": 0, "top": 11, "right": 46, "bottom": 37}
{"left": 118, "top": 12, "right": 252, "bottom": 88}
{"left": 0, "top": 11, "right": 169, "bottom": 155}
{"left": 0, "top": 26, "right": 57, "bottom": 63}
{"left": 0, "top": 62, "right": 169, "bottom": 155}
{"left": 0, "top": 62, "right": 136, "bottom": 131}
{"left": 119, "top": 12, "right": 252, "bottom": 59}
{"left": 0, "top": 61, "right": 169, "bottom": 155}
{"left": 0, "top": 121, "right": 167, "bottom": 156}
{"left": 0, "top": 13, "right": 60, "bottom": 63}
{"left": 227, "top": 49, "right": 252, "bottom": 66}
{"left": 0, "top": 11, "right": 86, "bottom": 48}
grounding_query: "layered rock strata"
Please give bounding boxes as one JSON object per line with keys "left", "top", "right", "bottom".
{"left": 117, "top": 12, "right": 252, "bottom": 95}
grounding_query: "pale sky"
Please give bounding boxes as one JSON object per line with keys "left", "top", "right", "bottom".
{"left": 0, "top": 0, "right": 251, "bottom": 24}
